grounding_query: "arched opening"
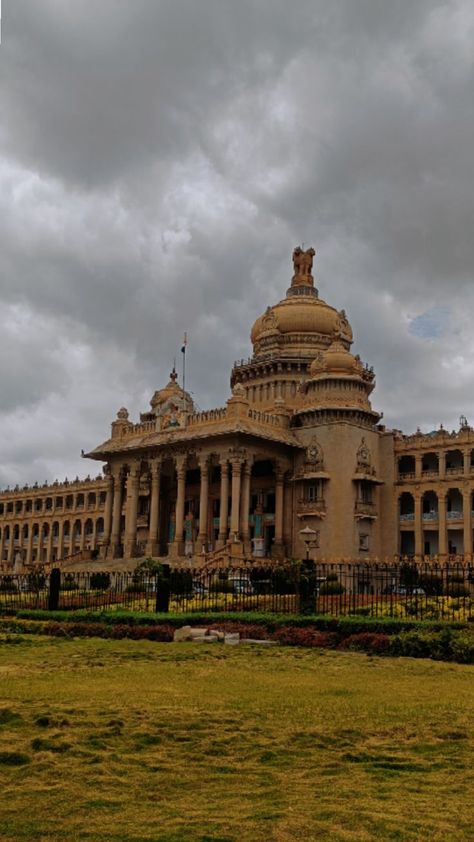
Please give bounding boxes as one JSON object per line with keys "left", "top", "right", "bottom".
{"left": 445, "top": 449, "right": 463, "bottom": 474}
{"left": 399, "top": 492, "right": 414, "bottom": 520}
{"left": 422, "top": 490, "right": 438, "bottom": 519}
{"left": 398, "top": 455, "right": 415, "bottom": 478}
{"left": 422, "top": 452, "right": 439, "bottom": 474}
{"left": 446, "top": 488, "right": 463, "bottom": 519}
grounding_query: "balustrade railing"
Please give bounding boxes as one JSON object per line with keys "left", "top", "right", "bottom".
{"left": 296, "top": 498, "right": 326, "bottom": 515}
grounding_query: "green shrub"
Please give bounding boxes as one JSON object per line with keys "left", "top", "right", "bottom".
{"left": 0, "top": 576, "right": 18, "bottom": 594}
{"left": 319, "top": 580, "right": 345, "bottom": 595}
{"left": 170, "top": 570, "right": 193, "bottom": 595}
{"left": 89, "top": 572, "right": 111, "bottom": 591}
{"left": 27, "top": 572, "right": 46, "bottom": 592}
{"left": 444, "top": 580, "right": 470, "bottom": 598}
{"left": 418, "top": 574, "right": 443, "bottom": 596}
{"left": 61, "top": 574, "right": 79, "bottom": 592}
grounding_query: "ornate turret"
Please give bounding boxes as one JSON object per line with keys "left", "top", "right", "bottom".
{"left": 141, "top": 367, "right": 194, "bottom": 422}
{"left": 232, "top": 247, "right": 354, "bottom": 411}
{"left": 296, "top": 335, "right": 380, "bottom": 426}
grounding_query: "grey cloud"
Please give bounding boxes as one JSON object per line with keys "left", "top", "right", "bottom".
{"left": 1, "top": 0, "right": 474, "bottom": 484}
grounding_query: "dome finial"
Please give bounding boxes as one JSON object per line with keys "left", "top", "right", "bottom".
{"left": 292, "top": 245, "right": 315, "bottom": 287}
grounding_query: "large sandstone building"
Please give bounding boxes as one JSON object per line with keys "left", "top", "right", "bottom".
{"left": 1, "top": 247, "right": 473, "bottom": 569}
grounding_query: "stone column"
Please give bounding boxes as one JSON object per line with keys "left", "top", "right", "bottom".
{"left": 91, "top": 520, "right": 98, "bottom": 552}
{"left": 464, "top": 450, "right": 471, "bottom": 477}
{"left": 80, "top": 520, "right": 87, "bottom": 553}
{"left": 0, "top": 527, "right": 4, "bottom": 567}
{"left": 124, "top": 465, "right": 140, "bottom": 559}
{"left": 47, "top": 526, "right": 55, "bottom": 563}
{"left": 415, "top": 454, "right": 422, "bottom": 480}
{"left": 173, "top": 455, "right": 187, "bottom": 556}
{"left": 438, "top": 451, "right": 446, "bottom": 480}
{"left": 230, "top": 458, "right": 243, "bottom": 540}
{"left": 57, "top": 521, "right": 64, "bottom": 561}
{"left": 240, "top": 460, "right": 252, "bottom": 553}
{"left": 438, "top": 491, "right": 447, "bottom": 557}
{"left": 146, "top": 460, "right": 162, "bottom": 557}
{"left": 463, "top": 489, "right": 472, "bottom": 560}
{"left": 197, "top": 455, "right": 210, "bottom": 553}
{"left": 273, "top": 463, "right": 285, "bottom": 559}
{"left": 414, "top": 492, "right": 423, "bottom": 558}
{"left": 109, "top": 466, "right": 124, "bottom": 559}
{"left": 217, "top": 458, "right": 229, "bottom": 548}
{"left": 101, "top": 474, "right": 113, "bottom": 557}
{"left": 9, "top": 526, "right": 17, "bottom": 565}
{"left": 27, "top": 526, "right": 34, "bottom": 566}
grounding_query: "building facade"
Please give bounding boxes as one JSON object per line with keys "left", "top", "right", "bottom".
{"left": 1, "top": 247, "right": 473, "bottom": 570}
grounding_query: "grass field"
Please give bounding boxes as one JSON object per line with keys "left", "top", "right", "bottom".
{"left": 0, "top": 635, "right": 473, "bottom": 842}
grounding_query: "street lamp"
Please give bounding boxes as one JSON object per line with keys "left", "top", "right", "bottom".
{"left": 299, "top": 525, "right": 318, "bottom": 562}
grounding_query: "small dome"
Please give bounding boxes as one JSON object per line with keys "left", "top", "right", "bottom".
{"left": 150, "top": 368, "right": 194, "bottom": 414}
{"left": 309, "top": 339, "right": 362, "bottom": 378}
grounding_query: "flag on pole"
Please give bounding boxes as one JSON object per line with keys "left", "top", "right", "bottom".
{"left": 181, "top": 332, "right": 187, "bottom": 354}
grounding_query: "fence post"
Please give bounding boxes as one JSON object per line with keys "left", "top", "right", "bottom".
{"left": 155, "top": 564, "right": 170, "bottom": 613}
{"left": 48, "top": 567, "right": 61, "bottom": 611}
{"left": 299, "top": 560, "right": 316, "bottom": 615}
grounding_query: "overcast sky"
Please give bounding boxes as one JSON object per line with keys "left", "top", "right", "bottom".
{"left": 1, "top": 0, "right": 474, "bottom": 487}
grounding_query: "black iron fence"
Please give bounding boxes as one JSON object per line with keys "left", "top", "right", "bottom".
{"left": 0, "top": 561, "right": 473, "bottom": 621}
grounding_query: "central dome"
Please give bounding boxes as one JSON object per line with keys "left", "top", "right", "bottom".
{"left": 250, "top": 246, "right": 352, "bottom": 358}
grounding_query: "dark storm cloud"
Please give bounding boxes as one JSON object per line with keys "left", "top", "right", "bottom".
{"left": 1, "top": 0, "right": 474, "bottom": 484}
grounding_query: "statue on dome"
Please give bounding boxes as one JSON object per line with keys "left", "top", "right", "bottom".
{"left": 292, "top": 246, "right": 315, "bottom": 283}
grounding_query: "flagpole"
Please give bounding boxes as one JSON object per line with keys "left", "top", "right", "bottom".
{"left": 181, "top": 332, "right": 187, "bottom": 413}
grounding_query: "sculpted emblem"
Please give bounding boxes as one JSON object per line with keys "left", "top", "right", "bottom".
{"left": 306, "top": 436, "right": 323, "bottom": 466}
{"left": 292, "top": 246, "right": 315, "bottom": 280}
{"left": 356, "top": 437, "right": 371, "bottom": 469}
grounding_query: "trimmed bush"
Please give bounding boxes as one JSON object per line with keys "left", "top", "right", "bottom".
{"left": 0, "top": 576, "right": 18, "bottom": 594}
{"left": 319, "top": 580, "right": 345, "bottom": 596}
{"left": 89, "top": 572, "right": 111, "bottom": 591}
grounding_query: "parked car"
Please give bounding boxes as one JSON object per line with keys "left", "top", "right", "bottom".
{"left": 228, "top": 576, "right": 254, "bottom": 596}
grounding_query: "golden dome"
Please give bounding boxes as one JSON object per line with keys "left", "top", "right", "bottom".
{"left": 251, "top": 297, "right": 352, "bottom": 345}
{"left": 250, "top": 247, "right": 353, "bottom": 354}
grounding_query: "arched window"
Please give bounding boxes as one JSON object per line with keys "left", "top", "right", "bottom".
{"left": 399, "top": 492, "right": 415, "bottom": 520}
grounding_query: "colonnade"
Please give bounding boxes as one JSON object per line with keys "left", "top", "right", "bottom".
{"left": 0, "top": 514, "right": 106, "bottom": 567}
{"left": 106, "top": 451, "right": 288, "bottom": 561}
{"left": 399, "top": 487, "right": 473, "bottom": 558}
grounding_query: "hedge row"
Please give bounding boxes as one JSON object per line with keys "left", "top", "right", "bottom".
{"left": 1, "top": 615, "right": 474, "bottom": 664}
{"left": 9, "top": 608, "right": 472, "bottom": 634}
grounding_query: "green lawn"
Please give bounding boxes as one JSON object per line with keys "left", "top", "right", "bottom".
{"left": 0, "top": 636, "right": 473, "bottom": 842}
